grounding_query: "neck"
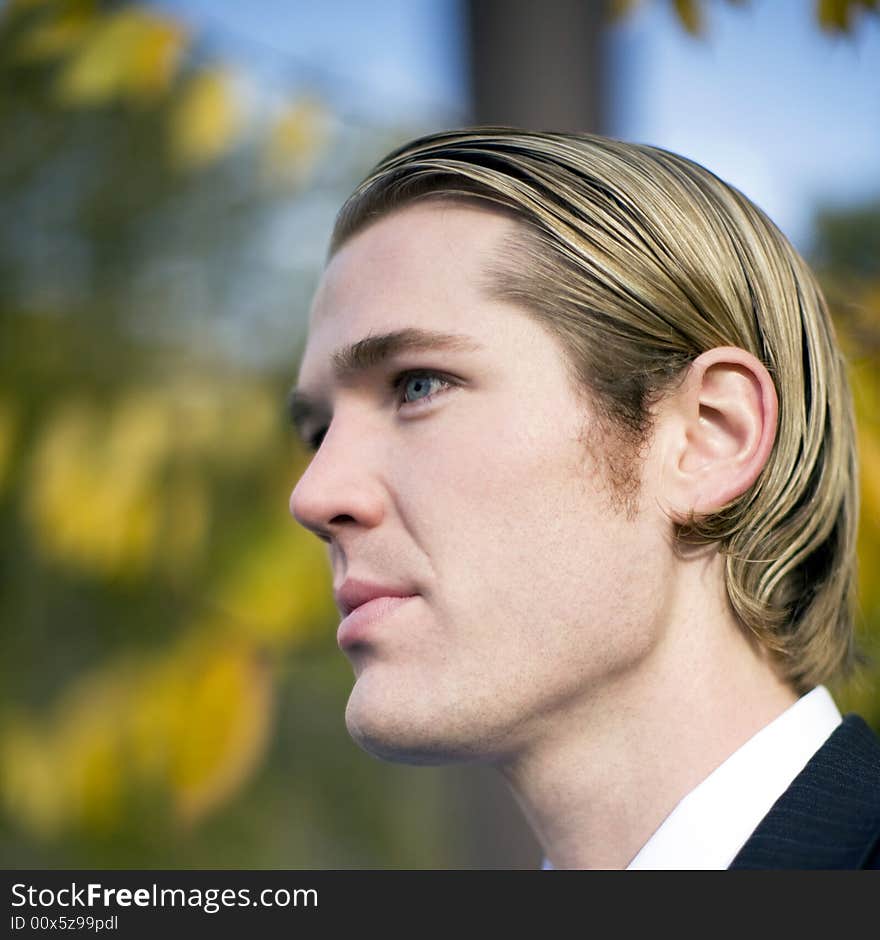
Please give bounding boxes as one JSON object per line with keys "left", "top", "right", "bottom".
{"left": 494, "top": 557, "right": 799, "bottom": 870}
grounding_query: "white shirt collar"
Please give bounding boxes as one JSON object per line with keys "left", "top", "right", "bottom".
{"left": 541, "top": 686, "right": 842, "bottom": 870}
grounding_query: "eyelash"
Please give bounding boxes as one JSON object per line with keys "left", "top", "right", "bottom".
{"left": 307, "top": 369, "right": 456, "bottom": 451}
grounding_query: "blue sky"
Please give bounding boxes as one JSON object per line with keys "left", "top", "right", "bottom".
{"left": 152, "top": 0, "right": 879, "bottom": 251}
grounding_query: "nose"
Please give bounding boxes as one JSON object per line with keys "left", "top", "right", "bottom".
{"left": 289, "top": 420, "right": 385, "bottom": 541}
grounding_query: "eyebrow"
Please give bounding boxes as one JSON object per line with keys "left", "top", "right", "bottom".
{"left": 286, "top": 327, "right": 484, "bottom": 442}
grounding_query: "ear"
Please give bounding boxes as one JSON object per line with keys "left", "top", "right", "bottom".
{"left": 657, "top": 346, "right": 778, "bottom": 520}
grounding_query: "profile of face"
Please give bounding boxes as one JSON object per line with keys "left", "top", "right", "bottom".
{"left": 289, "top": 201, "right": 678, "bottom": 766}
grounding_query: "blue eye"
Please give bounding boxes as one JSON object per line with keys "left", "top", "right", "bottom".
{"left": 393, "top": 370, "right": 455, "bottom": 407}
{"left": 304, "top": 370, "right": 455, "bottom": 453}
{"left": 399, "top": 372, "right": 444, "bottom": 404}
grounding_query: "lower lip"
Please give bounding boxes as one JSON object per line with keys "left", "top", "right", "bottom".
{"left": 337, "top": 595, "right": 417, "bottom": 649}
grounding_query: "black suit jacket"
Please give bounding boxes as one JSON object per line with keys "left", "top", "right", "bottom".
{"left": 728, "top": 713, "right": 880, "bottom": 869}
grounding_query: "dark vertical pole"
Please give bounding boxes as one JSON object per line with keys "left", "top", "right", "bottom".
{"left": 466, "top": 0, "right": 607, "bottom": 132}
{"left": 448, "top": 2, "right": 609, "bottom": 868}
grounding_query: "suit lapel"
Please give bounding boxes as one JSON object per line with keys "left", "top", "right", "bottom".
{"left": 729, "top": 714, "right": 880, "bottom": 869}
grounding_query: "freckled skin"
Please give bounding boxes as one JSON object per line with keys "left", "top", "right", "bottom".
{"left": 290, "top": 201, "right": 677, "bottom": 765}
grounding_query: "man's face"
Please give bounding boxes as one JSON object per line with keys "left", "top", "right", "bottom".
{"left": 289, "top": 201, "right": 675, "bottom": 765}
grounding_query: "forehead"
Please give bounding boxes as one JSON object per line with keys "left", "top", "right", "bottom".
{"left": 298, "top": 201, "right": 520, "bottom": 379}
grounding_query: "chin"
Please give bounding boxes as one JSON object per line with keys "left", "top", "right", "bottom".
{"left": 343, "top": 679, "right": 486, "bottom": 766}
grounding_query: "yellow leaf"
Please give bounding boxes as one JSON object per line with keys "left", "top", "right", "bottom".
{"left": 0, "top": 718, "right": 66, "bottom": 839}
{"left": 107, "top": 389, "right": 174, "bottom": 473}
{"left": 856, "top": 395, "right": 880, "bottom": 611}
{"left": 0, "top": 634, "right": 278, "bottom": 836}
{"left": 125, "top": 15, "right": 189, "bottom": 105}
{"left": 24, "top": 398, "right": 98, "bottom": 565}
{"left": 858, "top": 421, "right": 880, "bottom": 529}
{"left": 818, "top": 0, "right": 852, "bottom": 31}
{"left": 0, "top": 667, "right": 130, "bottom": 837}
{"left": 13, "top": 1, "right": 96, "bottom": 62}
{"left": 0, "top": 397, "right": 19, "bottom": 494}
{"left": 167, "top": 640, "right": 274, "bottom": 824}
{"left": 168, "top": 68, "right": 241, "bottom": 170}
{"left": 54, "top": 7, "right": 147, "bottom": 105}
{"left": 817, "top": 0, "right": 879, "bottom": 32}
{"left": 55, "top": 685, "right": 126, "bottom": 834}
{"left": 857, "top": 522, "right": 880, "bottom": 613}
{"left": 672, "top": 0, "right": 703, "bottom": 35}
{"left": 157, "top": 467, "right": 209, "bottom": 578}
{"left": 210, "top": 522, "right": 334, "bottom": 647}
{"left": 608, "top": 0, "right": 643, "bottom": 22}
{"left": 24, "top": 396, "right": 164, "bottom": 579}
{"left": 125, "top": 661, "right": 178, "bottom": 786}
{"left": 851, "top": 360, "right": 879, "bottom": 421}
{"left": 214, "top": 381, "right": 279, "bottom": 467}
{"left": 54, "top": 6, "right": 187, "bottom": 107}
{"left": 262, "top": 96, "right": 329, "bottom": 188}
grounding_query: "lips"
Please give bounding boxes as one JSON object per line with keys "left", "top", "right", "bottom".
{"left": 336, "top": 594, "right": 416, "bottom": 650}
{"left": 333, "top": 577, "right": 418, "bottom": 617}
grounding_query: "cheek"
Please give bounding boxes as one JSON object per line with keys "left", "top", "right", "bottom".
{"left": 391, "top": 410, "right": 558, "bottom": 553}
{"left": 392, "top": 413, "right": 665, "bottom": 665}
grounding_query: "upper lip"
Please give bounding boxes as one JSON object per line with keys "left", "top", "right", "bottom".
{"left": 334, "top": 578, "right": 417, "bottom": 617}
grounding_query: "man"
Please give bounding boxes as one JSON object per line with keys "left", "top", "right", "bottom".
{"left": 287, "top": 128, "right": 880, "bottom": 869}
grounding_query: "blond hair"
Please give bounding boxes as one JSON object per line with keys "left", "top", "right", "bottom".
{"left": 329, "top": 127, "right": 862, "bottom": 694}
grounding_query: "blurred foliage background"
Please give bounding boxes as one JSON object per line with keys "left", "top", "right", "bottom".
{"left": 0, "top": 0, "right": 460, "bottom": 868}
{"left": 0, "top": 0, "right": 878, "bottom": 868}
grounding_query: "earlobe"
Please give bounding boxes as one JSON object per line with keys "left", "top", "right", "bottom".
{"left": 663, "top": 347, "right": 778, "bottom": 518}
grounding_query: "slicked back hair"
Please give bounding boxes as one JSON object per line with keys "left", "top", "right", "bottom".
{"left": 328, "top": 127, "right": 861, "bottom": 695}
